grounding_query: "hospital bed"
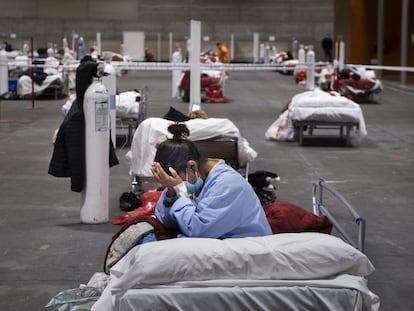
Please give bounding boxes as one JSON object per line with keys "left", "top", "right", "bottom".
{"left": 125, "top": 117, "right": 258, "bottom": 192}
{"left": 90, "top": 178, "right": 379, "bottom": 311}
{"left": 265, "top": 88, "right": 367, "bottom": 146}
{"left": 317, "top": 66, "right": 383, "bottom": 103}
{"left": 337, "top": 67, "right": 383, "bottom": 102}
{"left": 11, "top": 56, "right": 67, "bottom": 99}
{"left": 18, "top": 72, "right": 65, "bottom": 99}
{"left": 115, "top": 87, "right": 148, "bottom": 145}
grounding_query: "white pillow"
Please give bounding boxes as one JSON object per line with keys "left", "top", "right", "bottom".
{"left": 109, "top": 232, "right": 375, "bottom": 290}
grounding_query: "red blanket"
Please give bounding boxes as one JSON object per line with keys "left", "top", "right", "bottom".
{"left": 264, "top": 201, "right": 333, "bottom": 234}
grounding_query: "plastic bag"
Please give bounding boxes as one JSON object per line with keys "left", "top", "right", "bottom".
{"left": 44, "top": 273, "right": 109, "bottom": 311}
{"left": 44, "top": 286, "right": 100, "bottom": 311}
{"left": 264, "top": 110, "right": 294, "bottom": 141}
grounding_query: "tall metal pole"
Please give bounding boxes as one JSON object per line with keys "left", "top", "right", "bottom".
{"left": 169, "top": 32, "right": 173, "bottom": 62}
{"left": 30, "top": 37, "right": 35, "bottom": 109}
{"left": 189, "top": 20, "right": 201, "bottom": 112}
{"left": 230, "top": 34, "right": 235, "bottom": 61}
{"left": 377, "top": 0, "right": 384, "bottom": 79}
{"left": 253, "top": 32, "right": 259, "bottom": 63}
{"left": 400, "top": 0, "right": 408, "bottom": 85}
{"left": 157, "top": 33, "right": 161, "bottom": 62}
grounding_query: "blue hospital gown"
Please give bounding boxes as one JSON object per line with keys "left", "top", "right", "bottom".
{"left": 155, "top": 160, "right": 272, "bottom": 239}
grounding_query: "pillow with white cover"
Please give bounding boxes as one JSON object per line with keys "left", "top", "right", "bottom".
{"left": 109, "top": 232, "right": 375, "bottom": 289}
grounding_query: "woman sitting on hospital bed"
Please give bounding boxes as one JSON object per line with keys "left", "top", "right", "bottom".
{"left": 138, "top": 123, "right": 271, "bottom": 243}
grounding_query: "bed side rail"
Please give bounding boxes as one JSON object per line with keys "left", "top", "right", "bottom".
{"left": 312, "top": 178, "right": 366, "bottom": 252}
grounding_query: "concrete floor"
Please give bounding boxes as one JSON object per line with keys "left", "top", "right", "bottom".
{"left": 0, "top": 70, "right": 413, "bottom": 310}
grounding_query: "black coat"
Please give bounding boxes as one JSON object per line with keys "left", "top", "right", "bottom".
{"left": 48, "top": 58, "right": 119, "bottom": 192}
{"left": 48, "top": 99, "right": 85, "bottom": 192}
{"left": 48, "top": 99, "right": 119, "bottom": 192}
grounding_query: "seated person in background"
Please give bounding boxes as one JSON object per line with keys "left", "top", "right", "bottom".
{"left": 149, "top": 123, "right": 272, "bottom": 240}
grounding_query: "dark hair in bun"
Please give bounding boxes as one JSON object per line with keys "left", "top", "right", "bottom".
{"left": 168, "top": 123, "right": 190, "bottom": 140}
{"left": 154, "top": 123, "right": 204, "bottom": 175}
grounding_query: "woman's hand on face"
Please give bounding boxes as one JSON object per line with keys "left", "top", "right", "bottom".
{"left": 151, "top": 162, "right": 183, "bottom": 189}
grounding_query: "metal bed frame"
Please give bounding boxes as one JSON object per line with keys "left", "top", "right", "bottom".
{"left": 293, "top": 120, "right": 359, "bottom": 146}
{"left": 312, "top": 178, "right": 366, "bottom": 252}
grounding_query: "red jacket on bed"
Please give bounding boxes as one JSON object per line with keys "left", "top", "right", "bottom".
{"left": 264, "top": 201, "right": 333, "bottom": 234}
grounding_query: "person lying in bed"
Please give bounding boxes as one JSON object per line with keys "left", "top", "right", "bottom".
{"left": 143, "top": 122, "right": 272, "bottom": 242}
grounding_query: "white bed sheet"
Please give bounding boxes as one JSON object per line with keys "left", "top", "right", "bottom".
{"left": 125, "top": 117, "right": 258, "bottom": 176}
{"left": 118, "top": 275, "right": 379, "bottom": 311}
{"left": 115, "top": 90, "right": 140, "bottom": 119}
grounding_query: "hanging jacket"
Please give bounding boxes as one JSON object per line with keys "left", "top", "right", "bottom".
{"left": 48, "top": 57, "right": 119, "bottom": 192}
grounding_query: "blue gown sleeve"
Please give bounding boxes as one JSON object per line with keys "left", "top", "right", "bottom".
{"left": 164, "top": 173, "right": 247, "bottom": 238}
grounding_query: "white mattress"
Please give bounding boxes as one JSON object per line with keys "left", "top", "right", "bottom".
{"left": 118, "top": 276, "right": 379, "bottom": 311}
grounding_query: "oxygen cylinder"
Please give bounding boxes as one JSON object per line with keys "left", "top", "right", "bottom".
{"left": 292, "top": 38, "right": 299, "bottom": 59}
{"left": 80, "top": 79, "right": 110, "bottom": 224}
{"left": 63, "top": 37, "right": 68, "bottom": 50}
{"left": 298, "top": 44, "right": 305, "bottom": 68}
{"left": 22, "top": 43, "right": 29, "bottom": 56}
{"left": 259, "top": 43, "right": 265, "bottom": 63}
{"left": 306, "top": 45, "right": 315, "bottom": 90}
{"left": 337, "top": 40, "right": 345, "bottom": 71}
